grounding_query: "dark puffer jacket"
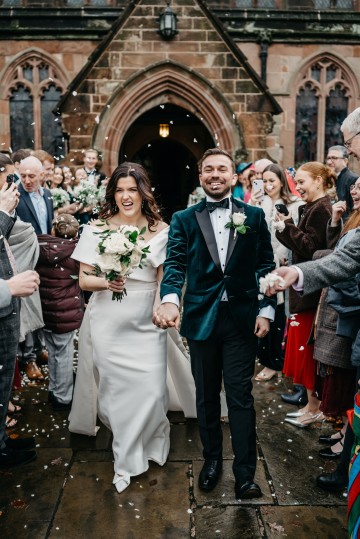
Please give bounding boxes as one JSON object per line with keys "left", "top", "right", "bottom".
{"left": 36, "top": 234, "right": 84, "bottom": 334}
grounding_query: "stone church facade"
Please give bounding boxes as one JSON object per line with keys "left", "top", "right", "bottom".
{"left": 1, "top": 0, "right": 360, "bottom": 207}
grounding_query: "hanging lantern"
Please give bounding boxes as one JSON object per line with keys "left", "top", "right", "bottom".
{"left": 159, "top": 124, "right": 170, "bottom": 138}
{"left": 158, "top": 1, "right": 178, "bottom": 41}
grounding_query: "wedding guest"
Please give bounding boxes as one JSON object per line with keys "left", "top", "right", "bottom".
{"left": 249, "top": 163, "right": 304, "bottom": 381}
{"left": 275, "top": 162, "right": 334, "bottom": 428}
{"left": 36, "top": 214, "right": 84, "bottom": 410}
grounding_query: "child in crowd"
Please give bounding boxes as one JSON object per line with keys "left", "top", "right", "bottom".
{"left": 36, "top": 214, "right": 84, "bottom": 410}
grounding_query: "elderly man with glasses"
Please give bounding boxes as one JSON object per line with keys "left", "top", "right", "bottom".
{"left": 326, "top": 145, "right": 358, "bottom": 216}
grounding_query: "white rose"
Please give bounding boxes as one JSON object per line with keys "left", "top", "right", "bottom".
{"left": 129, "top": 250, "right": 142, "bottom": 268}
{"left": 102, "top": 233, "right": 132, "bottom": 255}
{"left": 95, "top": 253, "right": 121, "bottom": 273}
{"left": 232, "top": 212, "right": 246, "bottom": 226}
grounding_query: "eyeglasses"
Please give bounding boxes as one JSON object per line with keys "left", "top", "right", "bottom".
{"left": 350, "top": 183, "right": 360, "bottom": 193}
{"left": 326, "top": 156, "right": 343, "bottom": 161}
{"left": 344, "top": 131, "right": 360, "bottom": 150}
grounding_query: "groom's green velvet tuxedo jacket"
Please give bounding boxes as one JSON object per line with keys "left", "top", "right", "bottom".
{"left": 161, "top": 197, "right": 276, "bottom": 341}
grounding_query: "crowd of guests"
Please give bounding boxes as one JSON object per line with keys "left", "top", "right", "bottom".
{"left": 0, "top": 110, "right": 359, "bottom": 534}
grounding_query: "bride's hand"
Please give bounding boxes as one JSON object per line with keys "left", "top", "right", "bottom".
{"left": 107, "top": 276, "right": 126, "bottom": 292}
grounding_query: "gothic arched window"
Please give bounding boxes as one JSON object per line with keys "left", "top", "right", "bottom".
{"left": 295, "top": 58, "right": 352, "bottom": 166}
{"left": 7, "top": 57, "right": 66, "bottom": 158}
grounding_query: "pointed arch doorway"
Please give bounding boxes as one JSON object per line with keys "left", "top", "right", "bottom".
{"left": 119, "top": 104, "right": 214, "bottom": 221}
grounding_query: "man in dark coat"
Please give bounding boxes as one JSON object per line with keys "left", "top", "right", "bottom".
{"left": 326, "top": 144, "right": 358, "bottom": 217}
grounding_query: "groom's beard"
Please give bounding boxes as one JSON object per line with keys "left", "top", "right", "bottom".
{"left": 201, "top": 183, "right": 231, "bottom": 200}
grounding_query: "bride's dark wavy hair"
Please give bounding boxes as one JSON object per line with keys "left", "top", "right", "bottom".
{"left": 99, "top": 162, "right": 162, "bottom": 230}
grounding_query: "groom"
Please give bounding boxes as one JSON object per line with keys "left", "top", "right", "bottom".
{"left": 154, "top": 148, "right": 276, "bottom": 499}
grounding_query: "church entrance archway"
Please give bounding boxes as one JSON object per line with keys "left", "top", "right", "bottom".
{"left": 120, "top": 104, "right": 214, "bottom": 220}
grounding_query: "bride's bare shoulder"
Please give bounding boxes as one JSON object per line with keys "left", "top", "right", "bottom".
{"left": 155, "top": 221, "right": 169, "bottom": 232}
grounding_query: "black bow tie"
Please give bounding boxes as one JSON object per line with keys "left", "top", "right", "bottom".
{"left": 86, "top": 170, "right": 95, "bottom": 176}
{"left": 206, "top": 198, "right": 230, "bottom": 213}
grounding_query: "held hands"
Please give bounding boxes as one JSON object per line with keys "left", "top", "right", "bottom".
{"left": 0, "top": 183, "right": 19, "bottom": 213}
{"left": 7, "top": 270, "right": 40, "bottom": 297}
{"left": 254, "top": 316, "right": 270, "bottom": 338}
{"left": 153, "top": 303, "right": 180, "bottom": 330}
{"left": 331, "top": 200, "right": 346, "bottom": 227}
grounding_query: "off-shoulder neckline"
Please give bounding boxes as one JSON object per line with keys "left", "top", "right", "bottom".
{"left": 85, "top": 224, "right": 169, "bottom": 246}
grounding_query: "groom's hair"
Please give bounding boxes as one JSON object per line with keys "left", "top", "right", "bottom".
{"left": 198, "top": 148, "right": 235, "bottom": 173}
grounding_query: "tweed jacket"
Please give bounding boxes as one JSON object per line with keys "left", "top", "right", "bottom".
{"left": 275, "top": 195, "right": 332, "bottom": 314}
{"left": 0, "top": 211, "right": 19, "bottom": 319}
{"left": 301, "top": 228, "right": 360, "bottom": 295}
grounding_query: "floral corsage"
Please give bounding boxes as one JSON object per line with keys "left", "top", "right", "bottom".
{"left": 225, "top": 212, "right": 250, "bottom": 239}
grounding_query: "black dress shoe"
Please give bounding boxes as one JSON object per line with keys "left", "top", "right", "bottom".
{"left": 316, "top": 471, "right": 348, "bottom": 492}
{"left": 5, "top": 437, "right": 36, "bottom": 450}
{"left": 0, "top": 448, "right": 37, "bottom": 468}
{"left": 319, "top": 433, "right": 344, "bottom": 445}
{"left": 318, "top": 445, "right": 343, "bottom": 459}
{"left": 281, "top": 386, "right": 308, "bottom": 406}
{"left": 198, "top": 460, "right": 222, "bottom": 491}
{"left": 235, "top": 480, "right": 262, "bottom": 500}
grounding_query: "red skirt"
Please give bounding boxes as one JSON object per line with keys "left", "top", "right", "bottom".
{"left": 283, "top": 310, "right": 316, "bottom": 390}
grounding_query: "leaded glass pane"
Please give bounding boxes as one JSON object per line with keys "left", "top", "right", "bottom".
{"left": 314, "top": 0, "right": 330, "bottom": 7}
{"left": 2, "top": 0, "right": 22, "bottom": 5}
{"left": 325, "top": 84, "right": 348, "bottom": 155}
{"left": 23, "top": 65, "right": 33, "bottom": 83}
{"left": 311, "top": 65, "right": 321, "bottom": 82}
{"left": 39, "top": 65, "right": 49, "bottom": 82}
{"left": 10, "top": 85, "right": 34, "bottom": 150}
{"left": 41, "top": 85, "right": 64, "bottom": 158}
{"left": 257, "top": 0, "right": 276, "bottom": 7}
{"left": 295, "top": 84, "right": 318, "bottom": 165}
{"left": 89, "top": 0, "right": 109, "bottom": 5}
{"left": 234, "top": 0, "right": 253, "bottom": 6}
{"left": 326, "top": 65, "right": 337, "bottom": 83}
{"left": 67, "top": 0, "right": 84, "bottom": 5}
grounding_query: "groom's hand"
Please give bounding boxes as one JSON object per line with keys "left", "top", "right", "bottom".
{"left": 265, "top": 266, "right": 299, "bottom": 296}
{"left": 254, "top": 316, "right": 270, "bottom": 338}
{"left": 153, "top": 303, "right": 180, "bottom": 330}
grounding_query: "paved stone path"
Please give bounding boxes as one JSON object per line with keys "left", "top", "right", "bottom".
{"left": 0, "top": 375, "right": 348, "bottom": 538}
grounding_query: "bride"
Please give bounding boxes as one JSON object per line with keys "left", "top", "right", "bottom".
{"left": 71, "top": 162, "right": 176, "bottom": 493}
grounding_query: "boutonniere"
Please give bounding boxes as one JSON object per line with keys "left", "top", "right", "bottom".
{"left": 225, "top": 212, "right": 250, "bottom": 240}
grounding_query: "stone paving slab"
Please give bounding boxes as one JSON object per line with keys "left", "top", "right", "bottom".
{"left": 49, "top": 461, "right": 191, "bottom": 539}
{"left": 0, "top": 448, "right": 72, "bottom": 538}
{"left": 260, "top": 505, "right": 348, "bottom": 538}
{"left": 193, "top": 459, "right": 274, "bottom": 506}
{"left": 194, "top": 506, "right": 261, "bottom": 539}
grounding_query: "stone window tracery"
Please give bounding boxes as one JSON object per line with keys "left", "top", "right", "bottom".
{"left": 7, "top": 56, "right": 66, "bottom": 158}
{"left": 295, "top": 58, "right": 352, "bottom": 165}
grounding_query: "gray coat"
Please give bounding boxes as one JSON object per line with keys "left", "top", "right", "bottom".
{"left": 301, "top": 228, "right": 360, "bottom": 295}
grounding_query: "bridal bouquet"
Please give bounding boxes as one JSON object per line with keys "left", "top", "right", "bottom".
{"left": 89, "top": 223, "right": 150, "bottom": 301}
{"left": 50, "top": 188, "right": 70, "bottom": 209}
{"left": 73, "top": 181, "right": 99, "bottom": 206}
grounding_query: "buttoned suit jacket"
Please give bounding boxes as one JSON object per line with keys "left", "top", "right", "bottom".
{"left": 301, "top": 228, "right": 360, "bottom": 295}
{"left": 16, "top": 182, "right": 54, "bottom": 235}
{"left": 161, "top": 197, "right": 276, "bottom": 341}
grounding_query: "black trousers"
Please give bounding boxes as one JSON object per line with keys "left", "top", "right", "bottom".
{"left": 188, "top": 302, "right": 258, "bottom": 483}
{"left": 257, "top": 302, "right": 285, "bottom": 372}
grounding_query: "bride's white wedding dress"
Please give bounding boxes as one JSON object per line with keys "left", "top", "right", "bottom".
{"left": 69, "top": 224, "right": 198, "bottom": 485}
